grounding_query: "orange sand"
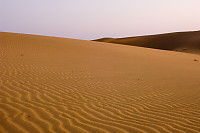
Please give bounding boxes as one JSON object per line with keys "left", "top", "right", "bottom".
{"left": 0, "top": 32, "right": 200, "bottom": 133}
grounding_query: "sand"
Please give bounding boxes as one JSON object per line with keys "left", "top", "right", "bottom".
{"left": 95, "top": 31, "right": 200, "bottom": 54}
{"left": 0, "top": 32, "right": 200, "bottom": 133}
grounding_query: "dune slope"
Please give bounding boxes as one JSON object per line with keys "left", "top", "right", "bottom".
{"left": 0, "top": 32, "right": 200, "bottom": 133}
{"left": 95, "top": 31, "right": 200, "bottom": 54}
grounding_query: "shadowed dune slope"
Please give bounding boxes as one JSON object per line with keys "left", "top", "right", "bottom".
{"left": 0, "top": 32, "right": 200, "bottom": 133}
{"left": 94, "top": 31, "right": 200, "bottom": 54}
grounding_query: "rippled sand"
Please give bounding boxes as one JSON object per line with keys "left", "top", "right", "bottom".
{"left": 0, "top": 32, "right": 200, "bottom": 133}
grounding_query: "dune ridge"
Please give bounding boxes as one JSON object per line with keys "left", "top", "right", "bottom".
{"left": 94, "top": 30, "right": 200, "bottom": 54}
{"left": 0, "top": 32, "right": 200, "bottom": 133}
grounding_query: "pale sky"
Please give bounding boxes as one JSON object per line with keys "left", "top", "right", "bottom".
{"left": 1, "top": 0, "right": 200, "bottom": 40}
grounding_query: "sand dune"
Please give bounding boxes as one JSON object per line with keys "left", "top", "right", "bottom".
{"left": 0, "top": 32, "right": 200, "bottom": 133}
{"left": 94, "top": 31, "right": 200, "bottom": 54}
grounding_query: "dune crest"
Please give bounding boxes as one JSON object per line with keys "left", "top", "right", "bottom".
{"left": 95, "top": 30, "right": 200, "bottom": 54}
{"left": 1, "top": 32, "right": 200, "bottom": 133}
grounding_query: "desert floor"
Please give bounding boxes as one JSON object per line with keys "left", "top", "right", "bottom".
{"left": 0, "top": 32, "right": 200, "bottom": 133}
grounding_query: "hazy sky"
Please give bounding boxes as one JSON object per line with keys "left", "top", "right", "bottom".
{"left": 1, "top": 0, "right": 200, "bottom": 40}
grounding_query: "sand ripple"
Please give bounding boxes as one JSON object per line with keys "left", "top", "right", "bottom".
{"left": 1, "top": 32, "right": 200, "bottom": 133}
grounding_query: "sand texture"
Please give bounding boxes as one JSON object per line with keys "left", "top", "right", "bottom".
{"left": 95, "top": 31, "right": 200, "bottom": 54}
{"left": 1, "top": 32, "right": 200, "bottom": 133}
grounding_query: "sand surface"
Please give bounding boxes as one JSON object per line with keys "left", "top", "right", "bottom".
{"left": 0, "top": 32, "right": 200, "bottom": 133}
{"left": 95, "top": 31, "right": 200, "bottom": 54}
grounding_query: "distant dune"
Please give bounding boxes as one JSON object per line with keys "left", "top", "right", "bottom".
{"left": 1, "top": 32, "right": 200, "bottom": 133}
{"left": 94, "top": 31, "right": 200, "bottom": 54}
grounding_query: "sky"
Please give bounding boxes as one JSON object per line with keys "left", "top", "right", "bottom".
{"left": 1, "top": 0, "right": 200, "bottom": 40}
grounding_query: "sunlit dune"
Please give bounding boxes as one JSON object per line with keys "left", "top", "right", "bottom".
{"left": 0, "top": 32, "right": 200, "bottom": 133}
{"left": 95, "top": 31, "right": 200, "bottom": 54}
